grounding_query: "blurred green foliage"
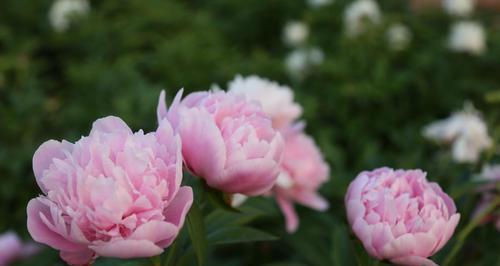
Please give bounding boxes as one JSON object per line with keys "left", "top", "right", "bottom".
{"left": 1, "top": 0, "right": 500, "bottom": 265}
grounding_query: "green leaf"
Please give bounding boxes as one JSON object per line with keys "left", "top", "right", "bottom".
{"left": 205, "top": 206, "right": 265, "bottom": 232}
{"left": 163, "top": 239, "right": 179, "bottom": 266}
{"left": 186, "top": 200, "right": 207, "bottom": 266}
{"left": 207, "top": 226, "right": 278, "bottom": 245}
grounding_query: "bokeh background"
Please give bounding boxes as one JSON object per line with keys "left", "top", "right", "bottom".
{"left": 1, "top": 0, "right": 500, "bottom": 265}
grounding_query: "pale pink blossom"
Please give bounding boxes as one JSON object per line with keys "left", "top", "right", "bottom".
{"left": 157, "top": 89, "right": 284, "bottom": 196}
{"left": 345, "top": 168, "right": 460, "bottom": 266}
{"left": 274, "top": 126, "right": 330, "bottom": 232}
{"left": 0, "top": 232, "right": 39, "bottom": 266}
{"left": 227, "top": 75, "right": 302, "bottom": 129}
{"left": 27, "top": 116, "right": 192, "bottom": 265}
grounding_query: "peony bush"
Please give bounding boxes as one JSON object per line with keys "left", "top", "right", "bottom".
{"left": 1, "top": 0, "right": 500, "bottom": 266}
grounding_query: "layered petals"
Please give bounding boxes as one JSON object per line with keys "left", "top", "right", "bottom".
{"left": 157, "top": 89, "right": 284, "bottom": 196}
{"left": 345, "top": 167, "right": 460, "bottom": 265}
{"left": 27, "top": 116, "right": 192, "bottom": 265}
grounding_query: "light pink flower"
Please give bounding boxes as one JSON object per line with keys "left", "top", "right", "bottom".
{"left": 345, "top": 167, "right": 460, "bottom": 266}
{"left": 158, "top": 89, "right": 284, "bottom": 196}
{"left": 0, "top": 232, "right": 39, "bottom": 266}
{"left": 274, "top": 126, "right": 330, "bottom": 232}
{"left": 227, "top": 75, "right": 302, "bottom": 129}
{"left": 27, "top": 116, "right": 192, "bottom": 265}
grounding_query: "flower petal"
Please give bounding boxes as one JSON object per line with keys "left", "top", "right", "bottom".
{"left": 90, "top": 116, "right": 132, "bottom": 135}
{"left": 390, "top": 255, "right": 438, "bottom": 266}
{"left": 276, "top": 192, "right": 299, "bottom": 233}
{"left": 32, "top": 140, "right": 68, "bottom": 193}
{"left": 91, "top": 239, "right": 163, "bottom": 258}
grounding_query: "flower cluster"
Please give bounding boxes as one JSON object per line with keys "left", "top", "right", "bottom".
{"left": 225, "top": 75, "right": 331, "bottom": 232}
{"left": 25, "top": 77, "right": 467, "bottom": 266}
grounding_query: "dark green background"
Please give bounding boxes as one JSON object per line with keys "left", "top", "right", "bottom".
{"left": 1, "top": 0, "right": 499, "bottom": 265}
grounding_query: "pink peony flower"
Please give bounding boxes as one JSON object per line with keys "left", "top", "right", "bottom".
{"left": 345, "top": 167, "right": 460, "bottom": 266}
{"left": 0, "top": 232, "right": 39, "bottom": 266}
{"left": 157, "top": 89, "right": 284, "bottom": 196}
{"left": 27, "top": 116, "right": 193, "bottom": 265}
{"left": 274, "top": 126, "right": 330, "bottom": 233}
{"left": 227, "top": 75, "right": 302, "bottom": 129}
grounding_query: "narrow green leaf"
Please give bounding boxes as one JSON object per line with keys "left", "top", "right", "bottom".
{"left": 207, "top": 226, "right": 278, "bottom": 245}
{"left": 186, "top": 200, "right": 207, "bottom": 266}
{"left": 163, "top": 239, "right": 179, "bottom": 266}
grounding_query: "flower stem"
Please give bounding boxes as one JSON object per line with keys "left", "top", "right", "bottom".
{"left": 151, "top": 255, "right": 161, "bottom": 266}
{"left": 442, "top": 196, "right": 500, "bottom": 266}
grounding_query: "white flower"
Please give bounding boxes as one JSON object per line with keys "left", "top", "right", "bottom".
{"left": 230, "top": 194, "right": 248, "bottom": 207}
{"left": 228, "top": 75, "right": 302, "bottom": 128}
{"left": 307, "top": 0, "right": 334, "bottom": 8}
{"left": 386, "top": 23, "right": 412, "bottom": 50}
{"left": 448, "top": 21, "right": 486, "bottom": 55}
{"left": 48, "top": 0, "right": 89, "bottom": 32}
{"left": 480, "top": 164, "right": 500, "bottom": 182}
{"left": 423, "top": 103, "right": 492, "bottom": 163}
{"left": 283, "top": 21, "right": 309, "bottom": 47}
{"left": 443, "top": 0, "right": 475, "bottom": 17}
{"left": 285, "top": 47, "right": 324, "bottom": 80}
{"left": 344, "top": 0, "right": 381, "bottom": 37}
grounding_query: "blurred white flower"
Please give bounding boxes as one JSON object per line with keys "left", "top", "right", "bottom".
{"left": 49, "top": 0, "right": 90, "bottom": 32}
{"left": 285, "top": 47, "right": 324, "bottom": 80}
{"left": 386, "top": 23, "right": 412, "bottom": 51}
{"left": 448, "top": 21, "right": 486, "bottom": 55}
{"left": 231, "top": 194, "right": 248, "bottom": 207}
{"left": 283, "top": 21, "right": 309, "bottom": 47}
{"left": 443, "top": 0, "right": 475, "bottom": 17}
{"left": 423, "top": 103, "right": 492, "bottom": 163}
{"left": 307, "top": 0, "right": 334, "bottom": 8}
{"left": 344, "top": 0, "right": 381, "bottom": 37}
{"left": 228, "top": 75, "right": 302, "bottom": 128}
{"left": 480, "top": 164, "right": 500, "bottom": 183}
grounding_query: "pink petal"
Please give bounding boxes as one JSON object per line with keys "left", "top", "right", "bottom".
{"left": 178, "top": 108, "right": 226, "bottom": 184}
{"left": 91, "top": 239, "right": 163, "bottom": 258}
{"left": 276, "top": 192, "right": 299, "bottom": 233}
{"left": 413, "top": 232, "right": 437, "bottom": 257}
{"left": 60, "top": 249, "right": 95, "bottom": 266}
{"left": 220, "top": 158, "right": 279, "bottom": 196}
{"left": 157, "top": 90, "right": 168, "bottom": 124}
{"left": 345, "top": 173, "right": 369, "bottom": 202}
{"left": 32, "top": 140, "right": 67, "bottom": 193}
{"left": 163, "top": 186, "right": 194, "bottom": 229}
{"left": 346, "top": 200, "right": 366, "bottom": 225}
{"left": 352, "top": 219, "right": 378, "bottom": 258}
{"left": 380, "top": 233, "right": 416, "bottom": 259}
{"left": 90, "top": 116, "right": 132, "bottom": 135}
{"left": 293, "top": 191, "right": 329, "bottom": 211}
{"left": 390, "top": 255, "right": 438, "bottom": 266}
{"left": 130, "top": 220, "right": 178, "bottom": 247}
{"left": 26, "top": 199, "right": 84, "bottom": 252}
{"left": 434, "top": 214, "right": 460, "bottom": 253}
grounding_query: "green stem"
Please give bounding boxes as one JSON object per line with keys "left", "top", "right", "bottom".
{"left": 442, "top": 196, "right": 500, "bottom": 266}
{"left": 151, "top": 255, "right": 161, "bottom": 266}
{"left": 164, "top": 240, "right": 179, "bottom": 266}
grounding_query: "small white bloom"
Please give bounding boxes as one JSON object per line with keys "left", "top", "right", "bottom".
{"left": 228, "top": 75, "right": 302, "bottom": 128}
{"left": 307, "top": 0, "right": 334, "bottom": 8}
{"left": 283, "top": 21, "right": 309, "bottom": 47}
{"left": 344, "top": 0, "right": 381, "bottom": 37}
{"left": 448, "top": 21, "right": 486, "bottom": 55}
{"left": 285, "top": 47, "right": 325, "bottom": 80}
{"left": 479, "top": 164, "right": 500, "bottom": 182}
{"left": 443, "top": 0, "right": 475, "bottom": 17}
{"left": 276, "top": 172, "right": 295, "bottom": 189}
{"left": 423, "top": 103, "right": 492, "bottom": 163}
{"left": 231, "top": 194, "right": 248, "bottom": 207}
{"left": 386, "top": 23, "right": 412, "bottom": 50}
{"left": 49, "top": 0, "right": 90, "bottom": 32}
